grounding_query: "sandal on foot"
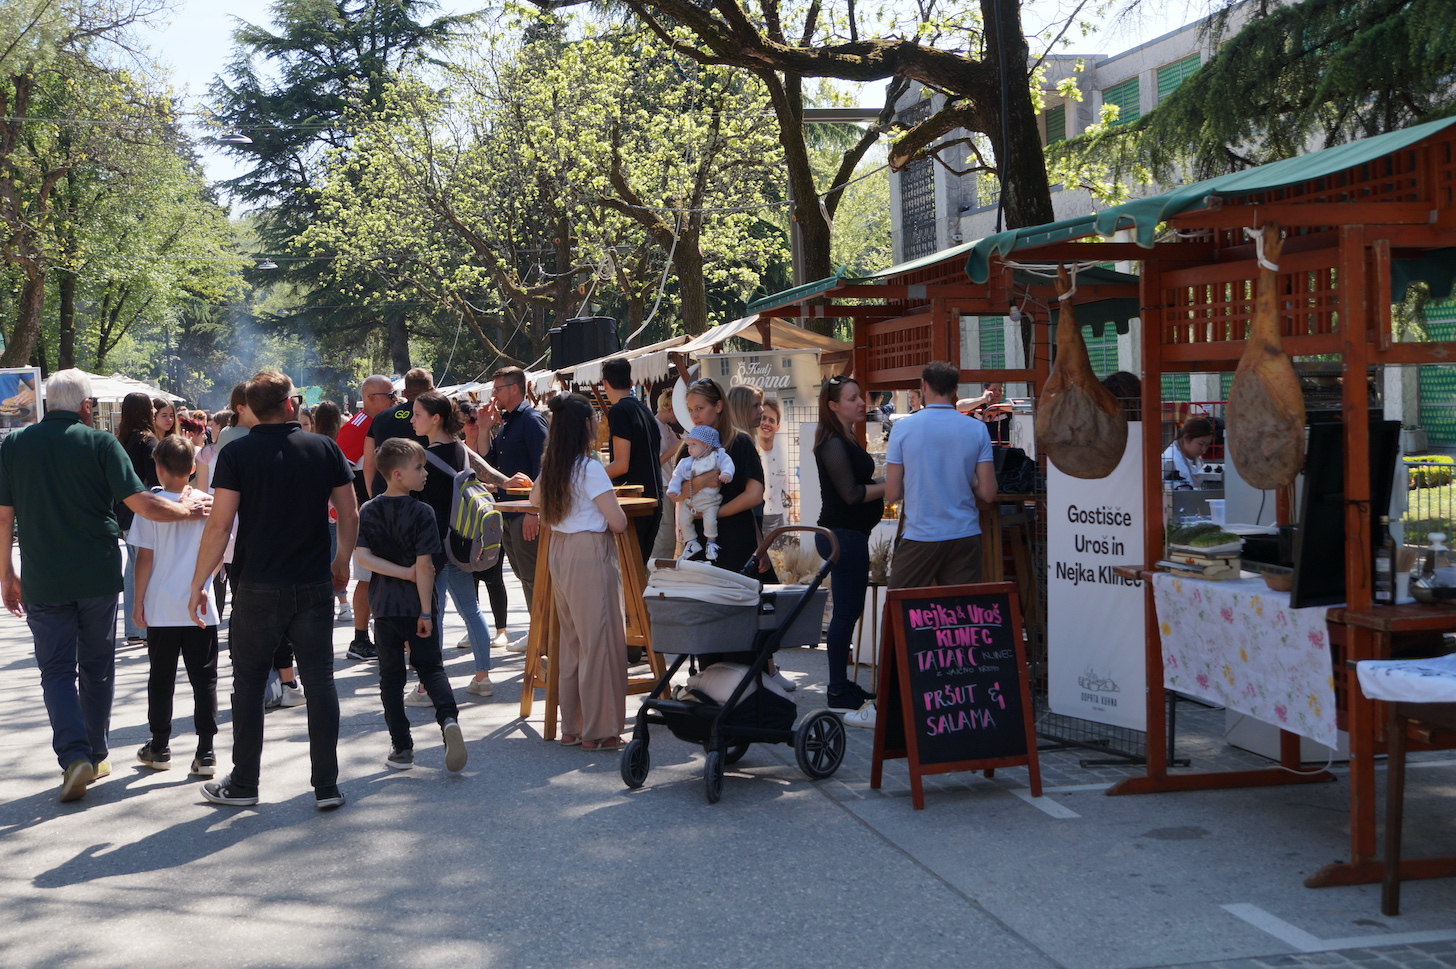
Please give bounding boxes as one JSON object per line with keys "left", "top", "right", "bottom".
{"left": 558, "top": 734, "right": 582, "bottom": 747}
{"left": 581, "top": 737, "right": 623, "bottom": 752}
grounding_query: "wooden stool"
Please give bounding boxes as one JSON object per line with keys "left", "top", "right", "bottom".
{"left": 1382, "top": 700, "right": 1456, "bottom": 915}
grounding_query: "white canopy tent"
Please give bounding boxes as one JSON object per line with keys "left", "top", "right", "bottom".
{"left": 51, "top": 371, "right": 185, "bottom": 403}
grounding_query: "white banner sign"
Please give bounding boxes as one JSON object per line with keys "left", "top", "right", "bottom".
{"left": 1047, "top": 423, "right": 1147, "bottom": 731}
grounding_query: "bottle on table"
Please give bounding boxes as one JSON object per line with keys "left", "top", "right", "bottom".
{"left": 1374, "top": 516, "right": 1397, "bottom": 606}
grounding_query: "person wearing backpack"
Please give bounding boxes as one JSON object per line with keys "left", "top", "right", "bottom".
{"left": 411, "top": 392, "right": 504, "bottom": 700}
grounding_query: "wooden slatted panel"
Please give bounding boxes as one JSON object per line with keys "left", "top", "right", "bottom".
{"left": 1157, "top": 247, "right": 1343, "bottom": 346}
{"left": 863, "top": 313, "right": 937, "bottom": 385}
{"left": 1101, "top": 77, "right": 1140, "bottom": 126}
{"left": 1046, "top": 104, "right": 1066, "bottom": 145}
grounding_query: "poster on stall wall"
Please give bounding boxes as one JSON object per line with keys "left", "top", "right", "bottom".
{"left": 1047, "top": 423, "right": 1147, "bottom": 731}
{"left": 0, "top": 367, "right": 43, "bottom": 442}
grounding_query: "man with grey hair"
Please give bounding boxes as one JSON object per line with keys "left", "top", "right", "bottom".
{"left": 0, "top": 369, "right": 212, "bottom": 804}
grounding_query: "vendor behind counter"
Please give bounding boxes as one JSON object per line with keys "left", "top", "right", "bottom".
{"left": 1161, "top": 417, "right": 1216, "bottom": 490}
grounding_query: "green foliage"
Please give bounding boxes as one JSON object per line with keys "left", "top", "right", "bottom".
{"left": 1406, "top": 455, "right": 1455, "bottom": 489}
{"left": 305, "top": 12, "right": 790, "bottom": 371}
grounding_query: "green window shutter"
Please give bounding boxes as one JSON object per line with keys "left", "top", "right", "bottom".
{"left": 1083, "top": 327, "right": 1119, "bottom": 378}
{"left": 1046, "top": 104, "right": 1066, "bottom": 145}
{"left": 1102, "top": 77, "right": 1141, "bottom": 126}
{"left": 1162, "top": 373, "right": 1191, "bottom": 401}
{"left": 1156, "top": 55, "right": 1200, "bottom": 103}
{"left": 978, "top": 317, "right": 1006, "bottom": 369}
{"left": 1220, "top": 371, "right": 1234, "bottom": 399}
{"left": 1419, "top": 299, "right": 1456, "bottom": 446}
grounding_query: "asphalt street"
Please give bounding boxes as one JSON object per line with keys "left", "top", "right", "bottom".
{"left": 1, "top": 567, "right": 1453, "bottom": 969}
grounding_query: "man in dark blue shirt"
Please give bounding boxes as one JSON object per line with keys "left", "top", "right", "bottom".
{"left": 483, "top": 366, "right": 547, "bottom": 620}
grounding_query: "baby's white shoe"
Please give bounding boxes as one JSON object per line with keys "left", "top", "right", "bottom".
{"left": 680, "top": 539, "right": 703, "bottom": 560}
{"left": 706, "top": 541, "right": 720, "bottom": 561}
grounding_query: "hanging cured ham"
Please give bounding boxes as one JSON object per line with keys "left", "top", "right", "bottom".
{"left": 1225, "top": 224, "right": 1305, "bottom": 490}
{"left": 1035, "top": 266, "right": 1128, "bottom": 479}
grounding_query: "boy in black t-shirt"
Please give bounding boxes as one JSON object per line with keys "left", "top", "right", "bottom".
{"left": 356, "top": 438, "right": 467, "bottom": 772}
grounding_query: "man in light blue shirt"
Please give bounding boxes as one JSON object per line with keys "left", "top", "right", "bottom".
{"left": 884, "top": 360, "right": 998, "bottom": 588}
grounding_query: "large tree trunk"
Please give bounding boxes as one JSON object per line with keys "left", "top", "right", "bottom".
{"left": 388, "top": 313, "right": 411, "bottom": 374}
{"left": 983, "top": 0, "right": 1055, "bottom": 228}
{"left": 58, "top": 268, "right": 76, "bottom": 370}
{"left": 673, "top": 224, "right": 708, "bottom": 334}
{"left": 2, "top": 268, "right": 45, "bottom": 368}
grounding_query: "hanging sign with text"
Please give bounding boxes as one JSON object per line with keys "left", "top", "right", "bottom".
{"left": 870, "top": 582, "right": 1042, "bottom": 809}
{"left": 1046, "top": 423, "right": 1147, "bottom": 731}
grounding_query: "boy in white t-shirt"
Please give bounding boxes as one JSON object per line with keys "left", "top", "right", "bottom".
{"left": 132, "top": 435, "right": 221, "bottom": 776}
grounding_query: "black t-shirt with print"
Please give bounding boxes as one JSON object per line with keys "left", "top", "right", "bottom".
{"left": 358, "top": 493, "right": 442, "bottom": 618}
{"left": 368, "top": 402, "right": 427, "bottom": 495}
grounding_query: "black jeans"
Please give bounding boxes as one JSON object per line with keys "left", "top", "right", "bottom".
{"left": 228, "top": 581, "right": 338, "bottom": 790}
{"left": 374, "top": 616, "right": 458, "bottom": 750}
{"left": 146, "top": 624, "right": 219, "bottom": 748}
{"left": 817, "top": 528, "right": 870, "bottom": 695}
{"left": 471, "top": 558, "right": 509, "bottom": 630}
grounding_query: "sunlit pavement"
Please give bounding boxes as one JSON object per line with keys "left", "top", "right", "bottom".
{"left": 1, "top": 566, "right": 1454, "bottom": 969}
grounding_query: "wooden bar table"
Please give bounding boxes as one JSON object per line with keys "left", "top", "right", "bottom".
{"left": 1306, "top": 602, "right": 1456, "bottom": 889}
{"left": 496, "top": 495, "right": 663, "bottom": 741}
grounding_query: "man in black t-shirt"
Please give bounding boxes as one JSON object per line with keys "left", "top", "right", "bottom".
{"left": 601, "top": 358, "right": 661, "bottom": 567}
{"left": 189, "top": 371, "right": 359, "bottom": 811}
{"left": 363, "top": 367, "right": 433, "bottom": 498}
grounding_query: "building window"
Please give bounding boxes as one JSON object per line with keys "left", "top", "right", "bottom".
{"left": 897, "top": 100, "right": 937, "bottom": 260}
{"left": 1045, "top": 103, "right": 1066, "bottom": 145}
{"left": 1101, "top": 77, "right": 1141, "bottom": 126}
{"left": 1157, "top": 54, "right": 1200, "bottom": 103}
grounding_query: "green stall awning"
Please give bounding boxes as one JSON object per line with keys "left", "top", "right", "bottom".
{"left": 965, "top": 116, "right": 1456, "bottom": 283}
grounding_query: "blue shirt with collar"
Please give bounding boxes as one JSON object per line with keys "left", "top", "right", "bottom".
{"left": 885, "top": 403, "right": 994, "bottom": 543}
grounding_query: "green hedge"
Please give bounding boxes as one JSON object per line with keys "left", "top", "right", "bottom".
{"left": 1406, "top": 455, "right": 1456, "bottom": 489}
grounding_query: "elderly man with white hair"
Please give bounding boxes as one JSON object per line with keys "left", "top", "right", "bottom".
{"left": 0, "top": 369, "right": 212, "bottom": 804}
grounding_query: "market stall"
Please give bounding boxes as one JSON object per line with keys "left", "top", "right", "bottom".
{"left": 963, "top": 116, "right": 1456, "bottom": 890}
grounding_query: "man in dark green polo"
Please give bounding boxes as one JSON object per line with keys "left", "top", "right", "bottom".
{"left": 0, "top": 369, "right": 211, "bottom": 804}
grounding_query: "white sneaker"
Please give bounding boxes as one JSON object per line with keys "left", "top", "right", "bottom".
{"left": 466, "top": 675, "right": 494, "bottom": 697}
{"left": 840, "top": 703, "right": 876, "bottom": 729}
{"left": 680, "top": 539, "right": 703, "bottom": 559}
{"left": 336, "top": 600, "right": 352, "bottom": 622}
{"left": 492, "top": 630, "right": 509, "bottom": 648}
{"left": 706, "top": 541, "right": 720, "bottom": 561}
{"left": 279, "top": 681, "right": 306, "bottom": 707}
{"left": 404, "top": 686, "right": 434, "bottom": 707}
{"left": 769, "top": 669, "right": 797, "bottom": 693}
{"left": 456, "top": 635, "right": 472, "bottom": 650}
{"left": 506, "top": 635, "right": 528, "bottom": 653}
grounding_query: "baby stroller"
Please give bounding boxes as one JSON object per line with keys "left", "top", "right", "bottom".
{"left": 622, "top": 526, "right": 845, "bottom": 803}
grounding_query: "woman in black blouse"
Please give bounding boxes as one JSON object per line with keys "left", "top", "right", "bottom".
{"left": 813, "top": 375, "right": 884, "bottom": 721}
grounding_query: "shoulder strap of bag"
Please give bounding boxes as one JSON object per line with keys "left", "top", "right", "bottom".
{"left": 424, "top": 448, "right": 460, "bottom": 479}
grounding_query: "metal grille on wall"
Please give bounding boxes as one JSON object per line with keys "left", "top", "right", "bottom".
{"left": 898, "top": 101, "right": 937, "bottom": 261}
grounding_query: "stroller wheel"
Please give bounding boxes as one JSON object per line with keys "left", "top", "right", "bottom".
{"left": 725, "top": 741, "right": 751, "bottom": 765}
{"left": 620, "top": 739, "right": 650, "bottom": 789}
{"left": 794, "top": 710, "right": 847, "bottom": 780}
{"left": 704, "top": 750, "right": 724, "bottom": 803}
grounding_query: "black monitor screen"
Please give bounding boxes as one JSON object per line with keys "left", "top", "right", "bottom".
{"left": 1290, "top": 416, "right": 1401, "bottom": 608}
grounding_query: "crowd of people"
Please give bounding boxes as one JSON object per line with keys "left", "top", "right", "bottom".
{"left": 3, "top": 358, "right": 1003, "bottom": 808}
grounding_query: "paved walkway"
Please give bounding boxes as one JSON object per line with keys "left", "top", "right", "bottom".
{"left": 1, "top": 569, "right": 1453, "bottom": 968}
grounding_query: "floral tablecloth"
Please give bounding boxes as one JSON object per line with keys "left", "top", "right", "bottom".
{"left": 1152, "top": 573, "right": 1339, "bottom": 748}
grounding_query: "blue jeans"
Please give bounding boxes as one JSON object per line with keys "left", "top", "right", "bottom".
{"left": 30, "top": 595, "right": 119, "bottom": 769}
{"left": 228, "top": 581, "right": 339, "bottom": 791}
{"left": 817, "top": 528, "right": 870, "bottom": 695}
{"left": 122, "top": 539, "right": 143, "bottom": 639}
{"left": 436, "top": 562, "right": 491, "bottom": 673}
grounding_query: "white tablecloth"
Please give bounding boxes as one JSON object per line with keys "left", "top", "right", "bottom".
{"left": 1356, "top": 653, "right": 1456, "bottom": 704}
{"left": 1152, "top": 573, "right": 1340, "bottom": 748}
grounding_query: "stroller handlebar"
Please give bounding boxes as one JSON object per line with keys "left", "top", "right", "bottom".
{"left": 752, "top": 525, "right": 838, "bottom": 567}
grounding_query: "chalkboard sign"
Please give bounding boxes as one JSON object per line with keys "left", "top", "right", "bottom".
{"left": 870, "top": 582, "right": 1042, "bottom": 809}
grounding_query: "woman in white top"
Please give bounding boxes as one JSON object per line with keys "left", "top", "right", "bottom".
{"left": 1161, "top": 416, "right": 1215, "bottom": 490}
{"left": 757, "top": 397, "right": 790, "bottom": 533}
{"left": 531, "top": 393, "right": 629, "bottom": 752}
